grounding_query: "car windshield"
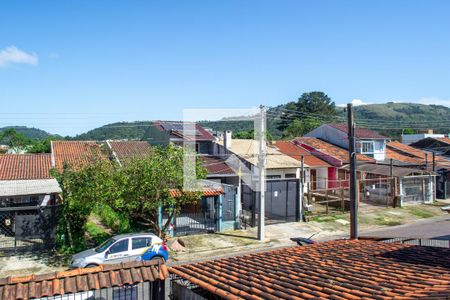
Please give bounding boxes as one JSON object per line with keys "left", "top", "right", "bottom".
{"left": 95, "top": 238, "right": 116, "bottom": 253}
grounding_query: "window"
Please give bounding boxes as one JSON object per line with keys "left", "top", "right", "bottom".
{"left": 361, "top": 141, "right": 374, "bottom": 154}
{"left": 285, "top": 173, "right": 296, "bottom": 178}
{"left": 132, "top": 237, "right": 152, "bottom": 249}
{"left": 267, "top": 175, "right": 281, "bottom": 179}
{"left": 109, "top": 239, "right": 129, "bottom": 254}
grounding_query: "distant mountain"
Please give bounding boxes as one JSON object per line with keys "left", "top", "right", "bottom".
{"left": 0, "top": 126, "right": 58, "bottom": 140}
{"left": 350, "top": 103, "right": 450, "bottom": 136}
{"left": 73, "top": 121, "right": 154, "bottom": 141}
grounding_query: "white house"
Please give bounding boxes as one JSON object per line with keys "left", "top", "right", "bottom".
{"left": 305, "top": 123, "right": 390, "bottom": 161}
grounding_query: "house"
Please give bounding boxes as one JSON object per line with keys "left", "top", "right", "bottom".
{"left": 51, "top": 140, "right": 105, "bottom": 171}
{"left": 146, "top": 121, "right": 215, "bottom": 154}
{"left": 293, "top": 137, "right": 373, "bottom": 188}
{"left": 401, "top": 129, "right": 446, "bottom": 145}
{"left": 411, "top": 136, "right": 450, "bottom": 157}
{"left": 0, "top": 259, "right": 168, "bottom": 300}
{"left": 0, "top": 154, "right": 61, "bottom": 250}
{"left": 214, "top": 136, "right": 304, "bottom": 223}
{"left": 170, "top": 239, "right": 450, "bottom": 299}
{"left": 386, "top": 141, "right": 449, "bottom": 200}
{"left": 106, "top": 140, "right": 152, "bottom": 166}
{"left": 274, "top": 140, "right": 330, "bottom": 190}
{"left": 305, "top": 123, "right": 390, "bottom": 160}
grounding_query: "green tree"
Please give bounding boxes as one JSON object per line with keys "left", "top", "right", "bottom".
{"left": 112, "top": 145, "right": 207, "bottom": 237}
{"left": 0, "top": 128, "right": 32, "bottom": 152}
{"left": 278, "top": 91, "right": 337, "bottom": 137}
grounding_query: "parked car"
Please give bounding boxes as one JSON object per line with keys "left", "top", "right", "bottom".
{"left": 70, "top": 233, "right": 169, "bottom": 268}
{"left": 365, "top": 183, "right": 391, "bottom": 198}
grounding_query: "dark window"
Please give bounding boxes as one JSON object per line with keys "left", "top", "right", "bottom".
{"left": 132, "top": 237, "right": 152, "bottom": 249}
{"left": 285, "top": 173, "right": 296, "bottom": 178}
{"left": 109, "top": 239, "right": 129, "bottom": 254}
{"left": 267, "top": 175, "right": 281, "bottom": 179}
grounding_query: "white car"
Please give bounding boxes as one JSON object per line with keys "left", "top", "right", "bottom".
{"left": 70, "top": 233, "right": 168, "bottom": 268}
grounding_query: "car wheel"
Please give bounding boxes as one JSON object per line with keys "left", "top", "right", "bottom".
{"left": 152, "top": 255, "right": 165, "bottom": 262}
{"left": 85, "top": 264, "right": 99, "bottom": 268}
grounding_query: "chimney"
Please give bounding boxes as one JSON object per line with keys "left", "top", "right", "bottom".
{"left": 224, "top": 130, "right": 232, "bottom": 150}
{"left": 427, "top": 129, "right": 434, "bottom": 134}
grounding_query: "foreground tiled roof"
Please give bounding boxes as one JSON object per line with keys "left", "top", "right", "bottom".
{"left": 0, "top": 154, "right": 52, "bottom": 180}
{"left": 170, "top": 239, "right": 450, "bottom": 300}
{"left": 294, "top": 137, "right": 373, "bottom": 165}
{"left": 328, "top": 123, "right": 388, "bottom": 139}
{"left": 52, "top": 141, "right": 105, "bottom": 171}
{"left": 107, "top": 141, "right": 152, "bottom": 164}
{"left": 200, "top": 155, "right": 236, "bottom": 176}
{"left": 275, "top": 141, "right": 330, "bottom": 168}
{"left": 0, "top": 260, "right": 168, "bottom": 300}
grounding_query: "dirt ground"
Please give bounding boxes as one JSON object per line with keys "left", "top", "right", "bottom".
{"left": 0, "top": 200, "right": 448, "bottom": 277}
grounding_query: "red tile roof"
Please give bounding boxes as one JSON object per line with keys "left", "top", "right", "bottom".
{"left": 0, "top": 260, "right": 168, "bottom": 300}
{"left": 170, "top": 239, "right": 450, "bottom": 300}
{"left": 387, "top": 141, "right": 449, "bottom": 165}
{"left": 169, "top": 187, "right": 224, "bottom": 198}
{"left": 0, "top": 154, "right": 52, "bottom": 180}
{"left": 328, "top": 123, "right": 388, "bottom": 139}
{"left": 107, "top": 141, "right": 151, "bottom": 164}
{"left": 200, "top": 156, "right": 236, "bottom": 176}
{"left": 52, "top": 141, "right": 105, "bottom": 171}
{"left": 437, "top": 137, "right": 450, "bottom": 145}
{"left": 294, "top": 137, "right": 373, "bottom": 165}
{"left": 154, "top": 121, "right": 214, "bottom": 141}
{"left": 274, "top": 141, "right": 330, "bottom": 168}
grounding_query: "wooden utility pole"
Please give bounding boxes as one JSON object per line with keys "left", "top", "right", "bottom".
{"left": 347, "top": 103, "right": 358, "bottom": 239}
{"left": 257, "top": 105, "right": 266, "bottom": 241}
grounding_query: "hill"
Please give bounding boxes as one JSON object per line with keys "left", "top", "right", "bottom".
{"left": 0, "top": 126, "right": 57, "bottom": 140}
{"left": 73, "top": 121, "right": 154, "bottom": 141}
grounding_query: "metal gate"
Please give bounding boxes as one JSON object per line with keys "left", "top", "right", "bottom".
{"left": 0, "top": 205, "right": 59, "bottom": 252}
{"left": 242, "top": 179, "right": 299, "bottom": 226}
{"left": 171, "top": 197, "right": 217, "bottom": 236}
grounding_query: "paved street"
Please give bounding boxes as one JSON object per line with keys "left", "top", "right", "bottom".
{"left": 360, "top": 215, "right": 450, "bottom": 240}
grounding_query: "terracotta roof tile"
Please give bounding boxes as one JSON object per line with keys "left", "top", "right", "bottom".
{"left": 274, "top": 141, "right": 330, "bottom": 168}
{"left": 0, "top": 154, "right": 52, "bottom": 180}
{"left": 52, "top": 141, "right": 105, "bottom": 171}
{"left": 107, "top": 141, "right": 151, "bottom": 164}
{"left": 0, "top": 260, "right": 167, "bottom": 300}
{"left": 294, "top": 137, "right": 373, "bottom": 166}
{"left": 328, "top": 123, "right": 388, "bottom": 139}
{"left": 387, "top": 141, "right": 448, "bottom": 162}
{"left": 170, "top": 239, "right": 450, "bottom": 300}
{"left": 154, "top": 121, "right": 214, "bottom": 141}
{"left": 169, "top": 187, "right": 224, "bottom": 198}
{"left": 200, "top": 156, "right": 236, "bottom": 175}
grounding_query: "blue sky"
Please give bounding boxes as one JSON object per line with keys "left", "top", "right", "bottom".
{"left": 1, "top": 1, "right": 450, "bottom": 136}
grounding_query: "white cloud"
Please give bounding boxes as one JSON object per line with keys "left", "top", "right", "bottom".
{"left": 415, "top": 97, "right": 450, "bottom": 107}
{"left": 0, "top": 46, "right": 38, "bottom": 68}
{"left": 337, "top": 98, "right": 371, "bottom": 107}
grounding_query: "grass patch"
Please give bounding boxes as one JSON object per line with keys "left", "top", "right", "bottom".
{"left": 86, "top": 221, "right": 111, "bottom": 245}
{"left": 311, "top": 214, "right": 341, "bottom": 223}
{"left": 374, "top": 216, "right": 403, "bottom": 226}
{"left": 93, "top": 203, "right": 131, "bottom": 233}
{"left": 404, "top": 206, "right": 435, "bottom": 218}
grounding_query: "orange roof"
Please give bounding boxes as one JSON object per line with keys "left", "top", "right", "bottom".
{"left": 387, "top": 141, "right": 449, "bottom": 164}
{"left": 0, "top": 260, "right": 168, "bottom": 300}
{"left": 170, "top": 239, "right": 450, "bottom": 299}
{"left": 169, "top": 187, "right": 224, "bottom": 198}
{"left": 294, "top": 137, "right": 373, "bottom": 165}
{"left": 52, "top": 141, "right": 105, "bottom": 171}
{"left": 437, "top": 137, "right": 450, "bottom": 144}
{"left": 274, "top": 141, "right": 330, "bottom": 168}
{"left": 0, "top": 154, "right": 52, "bottom": 180}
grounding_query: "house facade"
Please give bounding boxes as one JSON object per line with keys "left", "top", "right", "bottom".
{"left": 305, "top": 123, "right": 389, "bottom": 161}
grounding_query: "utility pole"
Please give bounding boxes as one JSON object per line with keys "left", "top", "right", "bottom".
{"left": 297, "top": 155, "right": 304, "bottom": 222}
{"left": 425, "top": 153, "right": 428, "bottom": 171}
{"left": 347, "top": 103, "right": 358, "bottom": 239}
{"left": 432, "top": 151, "right": 436, "bottom": 201}
{"left": 257, "top": 105, "right": 266, "bottom": 241}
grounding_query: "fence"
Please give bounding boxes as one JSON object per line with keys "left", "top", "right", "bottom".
{"left": 304, "top": 179, "right": 350, "bottom": 217}
{"left": 377, "top": 237, "right": 450, "bottom": 248}
{"left": 402, "top": 176, "right": 433, "bottom": 203}
{"left": 0, "top": 205, "right": 59, "bottom": 252}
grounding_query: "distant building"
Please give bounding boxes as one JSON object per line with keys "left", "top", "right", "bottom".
{"left": 401, "top": 129, "right": 446, "bottom": 145}
{"left": 305, "top": 123, "right": 390, "bottom": 160}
